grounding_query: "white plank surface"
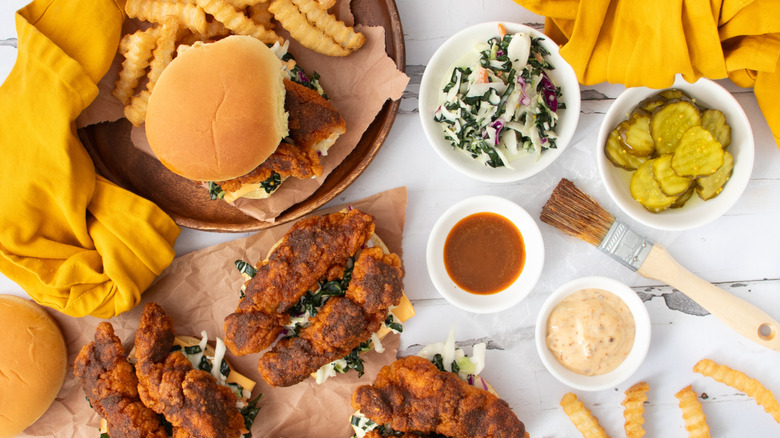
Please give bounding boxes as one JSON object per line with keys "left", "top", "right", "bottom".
{"left": 2, "top": 0, "right": 779, "bottom": 436}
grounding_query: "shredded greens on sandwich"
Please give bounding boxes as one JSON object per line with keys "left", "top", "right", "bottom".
{"left": 234, "top": 234, "right": 408, "bottom": 384}
{"left": 349, "top": 328, "right": 488, "bottom": 438}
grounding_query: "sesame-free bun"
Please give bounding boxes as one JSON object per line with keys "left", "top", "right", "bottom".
{"left": 146, "top": 35, "right": 288, "bottom": 181}
{"left": 0, "top": 295, "right": 67, "bottom": 437}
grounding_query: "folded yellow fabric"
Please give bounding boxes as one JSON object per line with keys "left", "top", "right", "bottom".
{"left": 515, "top": 0, "right": 780, "bottom": 149}
{"left": 0, "top": 0, "right": 180, "bottom": 318}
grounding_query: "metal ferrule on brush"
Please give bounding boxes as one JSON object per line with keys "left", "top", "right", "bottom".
{"left": 597, "top": 218, "right": 654, "bottom": 271}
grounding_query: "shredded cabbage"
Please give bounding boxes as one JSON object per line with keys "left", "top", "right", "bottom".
{"left": 433, "top": 27, "right": 563, "bottom": 168}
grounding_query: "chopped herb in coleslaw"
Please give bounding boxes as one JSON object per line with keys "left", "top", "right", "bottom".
{"left": 433, "top": 27, "right": 564, "bottom": 168}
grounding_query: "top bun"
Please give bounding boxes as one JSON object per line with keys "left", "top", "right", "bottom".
{"left": 146, "top": 35, "right": 288, "bottom": 181}
{"left": 0, "top": 295, "right": 68, "bottom": 438}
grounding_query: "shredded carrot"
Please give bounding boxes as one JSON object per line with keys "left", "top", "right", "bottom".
{"left": 498, "top": 23, "right": 507, "bottom": 38}
{"left": 476, "top": 67, "right": 489, "bottom": 84}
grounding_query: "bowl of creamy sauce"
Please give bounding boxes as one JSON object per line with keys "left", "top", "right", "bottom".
{"left": 426, "top": 195, "right": 544, "bottom": 313}
{"left": 535, "top": 276, "right": 651, "bottom": 391}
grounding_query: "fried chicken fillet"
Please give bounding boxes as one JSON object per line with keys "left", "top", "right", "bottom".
{"left": 224, "top": 209, "right": 375, "bottom": 356}
{"left": 352, "top": 356, "right": 527, "bottom": 438}
{"left": 217, "top": 79, "right": 346, "bottom": 193}
{"left": 258, "top": 247, "right": 404, "bottom": 386}
{"left": 134, "top": 303, "right": 247, "bottom": 438}
{"left": 74, "top": 322, "right": 168, "bottom": 438}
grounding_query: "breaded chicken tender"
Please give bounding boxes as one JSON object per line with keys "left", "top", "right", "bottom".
{"left": 258, "top": 247, "right": 404, "bottom": 387}
{"left": 134, "top": 303, "right": 247, "bottom": 438}
{"left": 224, "top": 209, "right": 375, "bottom": 356}
{"left": 352, "top": 356, "right": 526, "bottom": 438}
{"left": 74, "top": 322, "right": 168, "bottom": 438}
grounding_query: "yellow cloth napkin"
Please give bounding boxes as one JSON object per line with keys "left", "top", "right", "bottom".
{"left": 516, "top": 0, "right": 780, "bottom": 149}
{"left": 0, "top": 0, "right": 180, "bottom": 318}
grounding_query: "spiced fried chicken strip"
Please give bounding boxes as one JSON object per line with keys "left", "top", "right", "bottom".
{"left": 258, "top": 247, "right": 404, "bottom": 387}
{"left": 224, "top": 209, "right": 375, "bottom": 356}
{"left": 74, "top": 322, "right": 168, "bottom": 438}
{"left": 217, "top": 79, "right": 345, "bottom": 193}
{"left": 134, "top": 303, "right": 246, "bottom": 438}
{"left": 352, "top": 356, "right": 527, "bottom": 438}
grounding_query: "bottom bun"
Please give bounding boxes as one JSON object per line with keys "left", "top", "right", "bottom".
{"left": 0, "top": 295, "right": 67, "bottom": 438}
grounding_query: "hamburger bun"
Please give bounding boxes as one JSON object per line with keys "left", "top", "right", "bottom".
{"left": 145, "top": 35, "right": 288, "bottom": 181}
{"left": 0, "top": 295, "right": 67, "bottom": 438}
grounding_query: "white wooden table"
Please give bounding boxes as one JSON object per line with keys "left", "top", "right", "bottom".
{"left": 2, "top": 1, "right": 779, "bottom": 436}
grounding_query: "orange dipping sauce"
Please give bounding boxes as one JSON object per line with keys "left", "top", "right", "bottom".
{"left": 443, "top": 212, "right": 525, "bottom": 295}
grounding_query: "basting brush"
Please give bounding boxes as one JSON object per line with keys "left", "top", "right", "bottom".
{"left": 540, "top": 178, "right": 780, "bottom": 351}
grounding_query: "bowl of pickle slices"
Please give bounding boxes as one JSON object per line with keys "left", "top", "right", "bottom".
{"left": 596, "top": 76, "right": 755, "bottom": 231}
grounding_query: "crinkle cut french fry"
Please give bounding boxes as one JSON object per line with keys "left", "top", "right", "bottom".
{"left": 248, "top": 2, "right": 274, "bottom": 28}
{"left": 225, "top": 0, "right": 269, "bottom": 7}
{"left": 560, "top": 392, "right": 610, "bottom": 438}
{"left": 124, "top": 16, "right": 179, "bottom": 127}
{"left": 676, "top": 385, "right": 711, "bottom": 438}
{"left": 125, "top": 0, "right": 207, "bottom": 34}
{"left": 196, "top": 0, "right": 281, "bottom": 44}
{"left": 622, "top": 381, "right": 649, "bottom": 438}
{"left": 146, "top": 16, "right": 180, "bottom": 93}
{"left": 113, "top": 28, "right": 158, "bottom": 105}
{"left": 291, "top": 0, "right": 365, "bottom": 50}
{"left": 268, "top": 0, "right": 350, "bottom": 56}
{"left": 694, "top": 358, "right": 780, "bottom": 423}
{"left": 314, "top": 0, "right": 336, "bottom": 9}
{"left": 125, "top": 90, "right": 150, "bottom": 127}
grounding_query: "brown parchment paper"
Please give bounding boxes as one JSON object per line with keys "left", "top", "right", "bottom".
{"left": 76, "top": 0, "right": 410, "bottom": 224}
{"left": 21, "top": 187, "right": 408, "bottom": 438}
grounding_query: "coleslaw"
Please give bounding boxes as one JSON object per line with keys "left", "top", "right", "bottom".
{"left": 433, "top": 26, "right": 564, "bottom": 168}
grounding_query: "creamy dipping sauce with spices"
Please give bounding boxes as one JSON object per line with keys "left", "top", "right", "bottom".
{"left": 545, "top": 288, "right": 635, "bottom": 376}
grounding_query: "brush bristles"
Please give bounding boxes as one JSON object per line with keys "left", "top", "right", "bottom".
{"left": 540, "top": 178, "right": 616, "bottom": 247}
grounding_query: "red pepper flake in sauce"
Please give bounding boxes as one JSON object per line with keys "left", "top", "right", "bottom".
{"left": 545, "top": 288, "right": 636, "bottom": 376}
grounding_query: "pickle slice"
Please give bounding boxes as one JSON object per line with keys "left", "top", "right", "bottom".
{"left": 695, "top": 150, "right": 734, "bottom": 200}
{"left": 650, "top": 100, "right": 702, "bottom": 155}
{"left": 652, "top": 153, "right": 693, "bottom": 196}
{"left": 605, "top": 128, "right": 649, "bottom": 170}
{"left": 630, "top": 159, "right": 678, "bottom": 212}
{"left": 658, "top": 89, "right": 691, "bottom": 101}
{"left": 618, "top": 111, "right": 655, "bottom": 157}
{"left": 671, "top": 126, "right": 725, "bottom": 178}
{"left": 638, "top": 95, "right": 667, "bottom": 113}
{"left": 671, "top": 186, "right": 695, "bottom": 208}
{"left": 701, "top": 109, "right": 731, "bottom": 149}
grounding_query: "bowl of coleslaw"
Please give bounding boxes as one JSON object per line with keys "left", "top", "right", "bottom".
{"left": 420, "top": 22, "right": 580, "bottom": 182}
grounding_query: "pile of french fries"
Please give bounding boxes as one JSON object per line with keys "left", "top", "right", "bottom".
{"left": 114, "top": 0, "right": 366, "bottom": 126}
{"left": 560, "top": 358, "right": 780, "bottom": 437}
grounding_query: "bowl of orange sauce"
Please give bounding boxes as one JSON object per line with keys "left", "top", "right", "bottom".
{"left": 426, "top": 195, "right": 544, "bottom": 313}
{"left": 535, "top": 276, "right": 651, "bottom": 391}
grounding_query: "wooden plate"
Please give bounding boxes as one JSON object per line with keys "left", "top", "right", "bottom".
{"left": 78, "top": 0, "right": 405, "bottom": 232}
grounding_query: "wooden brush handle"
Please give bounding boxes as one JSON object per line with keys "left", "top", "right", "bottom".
{"left": 637, "top": 245, "right": 780, "bottom": 351}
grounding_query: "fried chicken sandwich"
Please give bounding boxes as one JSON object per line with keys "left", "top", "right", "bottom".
{"left": 145, "top": 35, "right": 345, "bottom": 203}
{"left": 224, "top": 208, "right": 415, "bottom": 387}
{"left": 74, "top": 303, "right": 260, "bottom": 438}
{"left": 349, "top": 331, "right": 528, "bottom": 438}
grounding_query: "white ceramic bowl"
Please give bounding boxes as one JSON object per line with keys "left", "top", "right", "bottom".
{"left": 426, "top": 195, "right": 544, "bottom": 313}
{"left": 419, "top": 22, "right": 581, "bottom": 182}
{"left": 597, "top": 76, "right": 755, "bottom": 231}
{"left": 535, "top": 276, "right": 651, "bottom": 391}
